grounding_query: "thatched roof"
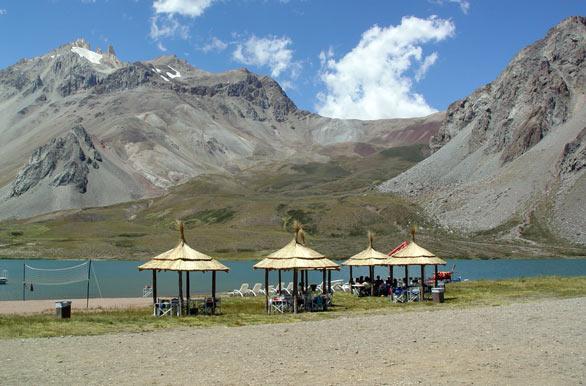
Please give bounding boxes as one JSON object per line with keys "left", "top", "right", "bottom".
{"left": 342, "top": 232, "right": 390, "bottom": 266}
{"left": 383, "top": 240, "right": 446, "bottom": 266}
{"left": 253, "top": 224, "right": 340, "bottom": 270}
{"left": 138, "top": 223, "right": 229, "bottom": 272}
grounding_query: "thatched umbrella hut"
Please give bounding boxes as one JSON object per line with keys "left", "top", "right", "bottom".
{"left": 138, "top": 222, "right": 229, "bottom": 315}
{"left": 384, "top": 230, "right": 446, "bottom": 300}
{"left": 254, "top": 223, "right": 339, "bottom": 314}
{"left": 342, "top": 232, "right": 389, "bottom": 296}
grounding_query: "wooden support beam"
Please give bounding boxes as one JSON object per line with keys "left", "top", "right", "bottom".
{"left": 300, "top": 269, "right": 305, "bottom": 293}
{"left": 389, "top": 266, "right": 394, "bottom": 300}
{"left": 264, "top": 269, "right": 269, "bottom": 313}
{"left": 370, "top": 266, "right": 374, "bottom": 296}
{"left": 293, "top": 269, "right": 298, "bottom": 314}
{"left": 212, "top": 271, "right": 217, "bottom": 299}
{"left": 278, "top": 270, "right": 282, "bottom": 293}
{"left": 212, "top": 271, "right": 217, "bottom": 315}
{"left": 420, "top": 265, "right": 425, "bottom": 301}
{"left": 186, "top": 271, "right": 190, "bottom": 313}
{"left": 322, "top": 269, "right": 326, "bottom": 294}
{"left": 405, "top": 266, "right": 409, "bottom": 288}
{"left": 327, "top": 270, "right": 332, "bottom": 293}
{"left": 434, "top": 265, "right": 439, "bottom": 288}
{"left": 349, "top": 266, "right": 353, "bottom": 286}
{"left": 152, "top": 270, "right": 157, "bottom": 305}
{"left": 178, "top": 271, "right": 183, "bottom": 316}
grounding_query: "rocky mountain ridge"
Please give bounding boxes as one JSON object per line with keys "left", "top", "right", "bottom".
{"left": 9, "top": 126, "right": 102, "bottom": 197}
{"left": 0, "top": 39, "right": 441, "bottom": 219}
{"left": 379, "top": 16, "right": 586, "bottom": 245}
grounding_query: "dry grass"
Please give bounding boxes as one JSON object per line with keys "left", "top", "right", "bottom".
{"left": 1, "top": 276, "right": 585, "bottom": 339}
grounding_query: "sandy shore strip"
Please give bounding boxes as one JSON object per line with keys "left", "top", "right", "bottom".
{"left": 2, "top": 297, "right": 585, "bottom": 385}
{"left": 0, "top": 297, "right": 152, "bottom": 314}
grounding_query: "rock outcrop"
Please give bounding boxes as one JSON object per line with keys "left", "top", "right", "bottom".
{"left": 379, "top": 16, "right": 586, "bottom": 244}
{"left": 10, "top": 126, "right": 102, "bottom": 197}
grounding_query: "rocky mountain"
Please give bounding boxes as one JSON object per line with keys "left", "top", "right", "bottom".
{"left": 0, "top": 39, "right": 441, "bottom": 219}
{"left": 379, "top": 16, "right": 586, "bottom": 245}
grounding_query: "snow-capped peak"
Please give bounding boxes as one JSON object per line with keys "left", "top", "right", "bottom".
{"left": 71, "top": 46, "right": 102, "bottom": 65}
{"left": 166, "top": 65, "right": 181, "bottom": 79}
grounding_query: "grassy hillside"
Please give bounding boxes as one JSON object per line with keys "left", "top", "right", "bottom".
{"left": 0, "top": 145, "right": 584, "bottom": 260}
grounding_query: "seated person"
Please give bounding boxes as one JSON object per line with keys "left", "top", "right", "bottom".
{"left": 375, "top": 275, "right": 383, "bottom": 287}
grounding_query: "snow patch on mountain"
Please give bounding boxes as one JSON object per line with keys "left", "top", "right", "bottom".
{"left": 71, "top": 46, "right": 102, "bottom": 64}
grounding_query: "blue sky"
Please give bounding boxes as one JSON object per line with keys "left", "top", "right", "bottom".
{"left": 0, "top": 0, "right": 584, "bottom": 119}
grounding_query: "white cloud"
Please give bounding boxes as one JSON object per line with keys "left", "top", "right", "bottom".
{"left": 449, "top": 0, "right": 470, "bottom": 14}
{"left": 149, "top": 0, "right": 217, "bottom": 48}
{"left": 316, "top": 16, "right": 455, "bottom": 120}
{"left": 201, "top": 36, "right": 228, "bottom": 53}
{"left": 415, "top": 52, "right": 438, "bottom": 82}
{"left": 156, "top": 41, "right": 168, "bottom": 52}
{"left": 153, "top": 0, "right": 216, "bottom": 17}
{"left": 431, "top": 0, "right": 470, "bottom": 14}
{"left": 233, "top": 35, "right": 300, "bottom": 78}
{"left": 0, "top": 9, "right": 7, "bottom": 15}
{"left": 149, "top": 15, "right": 189, "bottom": 40}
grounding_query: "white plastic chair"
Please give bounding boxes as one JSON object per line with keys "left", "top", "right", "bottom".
{"left": 250, "top": 283, "right": 263, "bottom": 296}
{"left": 282, "top": 282, "right": 294, "bottom": 295}
{"left": 232, "top": 283, "right": 253, "bottom": 297}
{"left": 331, "top": 280, "right": 344, "bottom": 292}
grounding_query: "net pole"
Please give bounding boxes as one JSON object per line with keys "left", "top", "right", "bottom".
{"left": 22, "top": 262, "right": 25, "bottom": 302}
{"left": 86, "top": 259, "right": 92, "bottom": 308}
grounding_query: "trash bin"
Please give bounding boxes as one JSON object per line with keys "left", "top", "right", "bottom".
{"left": 55, "top": 300, "right": 72, "bottom": 318}
{"left": 431, "top": 288, "right": 445, "bottom": 303}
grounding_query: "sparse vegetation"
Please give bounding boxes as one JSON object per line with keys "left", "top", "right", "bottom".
{"left": 1, "top": 276, "right": 585, "bottom": 339}
{"left": 0, "top": 145, "right": 584, "bottom": 260}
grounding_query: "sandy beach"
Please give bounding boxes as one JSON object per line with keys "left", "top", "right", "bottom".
{"left": 0, "top": 297, "right": 152, "bottom": 315}
{"left": 1, "top": 297, "right": 585, "bottom": 385}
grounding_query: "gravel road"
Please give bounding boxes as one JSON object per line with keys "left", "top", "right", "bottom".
{"left": 2, "top": 297, "right": 585, "bottom": 385}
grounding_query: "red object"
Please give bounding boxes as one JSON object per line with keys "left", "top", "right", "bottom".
{"left": 427, "top": 271, "right": 453, "bottom": 284}
{"left": 433, "top": 271, "right": 452, "bottom": 280}
{"left": 388, "top": 240, "right": 409, "bottom": 256}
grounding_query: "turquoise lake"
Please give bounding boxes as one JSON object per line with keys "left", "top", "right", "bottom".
{"left": 1, "top": 258, "right": 586, "bottom": 301}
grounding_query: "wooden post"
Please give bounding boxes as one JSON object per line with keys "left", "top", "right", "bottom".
{"left": 264, "top": 269, "right": 269, "bottom": 313}
{"left": 278, "top": 270, "right": 282, "bottom": 293}
{"left": 186, "top": 271, "right": 190, "bottom": 314}
{"left": 349, "top": 266, "right": 353, "bottom": 286}
{"left": 327, "top": 270, "right": 332, "bottom": 293}
{"left": 212, "top": 271, "right": 217, "bottom": 298}
{"left": 300, "top": 269, "right": 305, "bottom": 294}
{"left": 305, "top": 270, "right": 309, "bottom": 291}
{"left": 405, "top": 265, "right": 409, "bottom": 288}
{"left": 212, "top": 271, "right": 217, "bottom": 315}
{"left": 178, "top": 271, "right": 183, "bottom": 316}
{"left": 434, "top": 265, "right": 439, "bottom": 288}
{"left": 293, "top": 269, "right": 298, "bottom": 314}
{"left": 389, "top": 265, "right": 394, "bottom": 300}
{"left": 420, "top": 265, "right": 425, "bottom": 301}
{"left": 370, "top": 266, "right": 374, "bottom": 296}
{"left": 322, "top": 269, "right": 326, "bottom": 294}
{"left": 152, "top": 270, "right": 157, "bottom": 305}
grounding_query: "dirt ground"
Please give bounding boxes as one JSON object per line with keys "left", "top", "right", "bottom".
{"left": 2, "top": 297, "right": 585, "bottom": 385}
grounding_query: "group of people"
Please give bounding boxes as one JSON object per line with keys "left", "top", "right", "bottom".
{"left": 351, "top": 275, "right": 424, "bottom": 297}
